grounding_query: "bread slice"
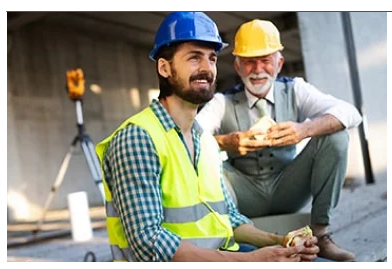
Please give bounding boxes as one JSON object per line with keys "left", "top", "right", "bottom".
{"left": 249, "top": 116, "right": 276, "bottom": 140}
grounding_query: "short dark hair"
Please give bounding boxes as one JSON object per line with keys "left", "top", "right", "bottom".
{"left": 155, "top": 42, "right": 182, "bottom": 99}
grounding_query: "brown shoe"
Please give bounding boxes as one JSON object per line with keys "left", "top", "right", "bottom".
{"left": 317, "top": 233, "right": 355, "bottom": 262}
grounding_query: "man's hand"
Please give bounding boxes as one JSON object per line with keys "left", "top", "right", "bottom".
{"left": 265, "top": 121, "right": 308, "bottom": 147}
{"left": 249, "top": 245, "right": 304, "bottom": 262}
{"left": 216, "top": 130, "right": 270, "bottom": 156}
{"left": 298, "top": 236, "right": 319, "bottom": 262}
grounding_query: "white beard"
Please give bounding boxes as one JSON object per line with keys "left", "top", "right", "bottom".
{"left": 242, "top": 73, "right": 275, "bottom": 95}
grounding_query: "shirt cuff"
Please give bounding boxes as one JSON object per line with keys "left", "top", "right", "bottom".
{"left": 323, "top": 102, "right": 362, "bottom": 129}
{"left": 230, "top": 213, "right": 253, "bottom": 230}
{"left": 153, "top": 228, "right": 182, "bottom": 262}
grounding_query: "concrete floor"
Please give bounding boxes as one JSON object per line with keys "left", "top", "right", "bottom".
{"left": 7, "top": 173, "right": 387, "bottom": 262}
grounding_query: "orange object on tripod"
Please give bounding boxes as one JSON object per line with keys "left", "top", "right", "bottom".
{"left": 66, "top": 68, "right": 85, "bottom": 100}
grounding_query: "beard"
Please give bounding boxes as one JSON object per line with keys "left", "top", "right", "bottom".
{"left": 168, "top": 67, "right": 216, "bottom": 105}
{"left": 242, "top": 72, "right": 275, "bottom": 96}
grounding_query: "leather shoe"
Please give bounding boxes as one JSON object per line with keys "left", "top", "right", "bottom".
{"left": 317, "top": 233, "right": 355, "bottom": 262}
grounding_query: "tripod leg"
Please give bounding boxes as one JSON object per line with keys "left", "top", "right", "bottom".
{"left": 34, "top": 137, "right": 78, "bottom": 233}
{"left": 80, "top": 137, "right": 105, "bottom": 202}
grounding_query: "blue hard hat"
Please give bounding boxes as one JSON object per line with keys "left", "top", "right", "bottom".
{"left": 149, "top": 12, "right": 228, "bottom": 61}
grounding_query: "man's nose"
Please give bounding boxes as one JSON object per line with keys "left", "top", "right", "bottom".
{"left": 199, "top": 57, "right": 214, "bottom": 73}
{"left": 253, "top": 60, "right": 265, "bottom": 74}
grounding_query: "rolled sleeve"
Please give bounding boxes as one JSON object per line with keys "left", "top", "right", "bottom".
{"left": 104, "top": 125, "right": 181, "bottom": 261}
{"left": 322, "top": 100, "right": 362, "bottom": 128}
{"left": 294, "top": 77, "right": 362, "bottom": 129}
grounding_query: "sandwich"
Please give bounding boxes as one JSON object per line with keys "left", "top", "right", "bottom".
{"left": 283, "top": 226, "right": 313, "bottom": 247}
{"left": 249, "top": 116, "right": 276, "bottom": 140}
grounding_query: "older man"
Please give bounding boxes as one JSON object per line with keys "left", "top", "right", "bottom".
{"left": 196, "top": 19, "right": 362, "bottom": 262}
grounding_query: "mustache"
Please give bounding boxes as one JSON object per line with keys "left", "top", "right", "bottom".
{"left": 249, "top": 73, "right": 271, "bottom": 80}
{"left": 189, "top": 72, "right": 214, "bottom": 83}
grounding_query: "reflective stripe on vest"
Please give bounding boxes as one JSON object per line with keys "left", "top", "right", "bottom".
{"left": 163, "top": 200, "right": 227, "bottom": 223}
{"left": 184, "top": 236, "right": 235, "bottom": 249}
{"left": 105, "top": 201, "right": 118, "bottom": 218}
{"left": 110, "top": 245, "right": 133, "bottom": 262}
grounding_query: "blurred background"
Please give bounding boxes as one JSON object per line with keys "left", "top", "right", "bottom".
{"left": 7, "top": 12, "right": 386, "bottom": 224}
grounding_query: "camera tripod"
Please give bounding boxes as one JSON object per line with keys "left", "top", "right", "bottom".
{"left": 34, "top": 99, "right": 105, "bottom": 233}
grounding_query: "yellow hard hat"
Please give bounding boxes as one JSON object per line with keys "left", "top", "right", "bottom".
{"left": 233, "top": 19, "right": 284, "bottom": 57}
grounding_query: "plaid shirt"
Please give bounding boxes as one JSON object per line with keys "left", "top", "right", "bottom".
{"left": 103, "top": 99, "right": 251, "bottom": 262}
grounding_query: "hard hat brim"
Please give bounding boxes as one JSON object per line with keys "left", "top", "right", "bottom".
{"left": 232, "top": 46, "right": 284, "bottom": 58}
{"left": 149, "top": 40, "right": 229, "bottom": 61}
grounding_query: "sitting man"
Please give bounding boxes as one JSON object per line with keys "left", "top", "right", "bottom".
{"left": 196, "top": 19, "right": 362, "bottom": 262}
{"left": 96, "top": 12, "right": 319, "bottom": 262}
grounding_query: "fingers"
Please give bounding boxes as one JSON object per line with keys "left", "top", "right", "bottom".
{"left": 304, "top": 236, "right": 318, "bottom": 247}
{"left": 265, "top": 122, "right": 298, "bottom": 147}
{"left": 286, "top": 254, "right": 302, "bottom": 262}
{"left": 268, "top": 122, "right": 291, "bottom": 133}
{"left": 266, "top": 134, "right": 297, "bottom": 147}
{"left": 283, "top": 246, "right": 305, "bottom": 262}
{"left": 267, "top": 128, "right": 292, "bottom": 140}
{"left": 301, "top": 245, "right": 319, "bottom": 255}
{"left": 299, "top": 254, "right": 318, "bottom": 262}
{"left": 285, "top": 245, "right": 305, "bottom": 256}
{"left": 241, "top": 139, "right": 270, "bottom": 149}
{"left": 266, "top": 126, "right": 293, "bottom": 138}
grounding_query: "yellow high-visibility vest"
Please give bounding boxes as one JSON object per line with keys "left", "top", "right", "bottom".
{"left": 96, "top": 106, "right": 238, "bottom": 262}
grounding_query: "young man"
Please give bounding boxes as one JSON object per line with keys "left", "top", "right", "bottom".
{"left": 96, "top": 13, "right": 318, "bottom": 262}
{"left": 196, "top": 19, "right": 362, "bottom": 262}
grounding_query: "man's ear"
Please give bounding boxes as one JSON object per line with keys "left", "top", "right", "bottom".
{"left": 234, "top": 57, "right": 241, "bottom": 76}
{"left": 277, "top": 54, "right": 285, "bottom": 74}
{"left": 157, "top": 58, "right": 172, "bottom": 78}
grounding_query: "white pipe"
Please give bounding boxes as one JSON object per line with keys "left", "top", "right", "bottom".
{"left": 67, "top": 191, "right": 93, "bottom": 242}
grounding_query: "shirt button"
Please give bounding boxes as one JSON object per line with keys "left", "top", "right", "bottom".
{"left": 260, "top": 167, "right": 264, "bottom": 171}
{"left": 270, "top": 167, "right": 274, "bottom": 170}
{"left": 259, "top": 152, "right": 263, "bottom": 157}
{"left": 270, "top": 153, "right": 274, "bottom": 157}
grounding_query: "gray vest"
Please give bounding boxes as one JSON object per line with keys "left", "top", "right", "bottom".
{"left": 220, "top": 80, "right": 298, "bottom": 177}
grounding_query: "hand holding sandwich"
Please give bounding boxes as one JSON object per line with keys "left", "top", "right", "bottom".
{"left": 298, "top": 236, "right": 319, "bottom": 262}
{"left": 265, "top": 121, "right": 308, "bottom": 147}
{"left": 215, "top": 115, "right": 277, "bottom": 156}
{"left": 283, "top": 226, "right": 319, "bottom": 262}
{"left": 215, "top": 129, "right": 271, "bottom": 156}
{"left": 249, "top": 245, "right": 305, "bottom": 262}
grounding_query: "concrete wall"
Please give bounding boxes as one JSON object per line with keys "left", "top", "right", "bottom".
{"left": 7, "top": 21, "right": 157, "bottom": 222}
{"left": 297, "top": 12, "right": 387, "bottom": 183}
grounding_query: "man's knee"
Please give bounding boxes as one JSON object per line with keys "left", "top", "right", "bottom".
{"left": 322, "top": 130, "right": 349, "bottom": 158}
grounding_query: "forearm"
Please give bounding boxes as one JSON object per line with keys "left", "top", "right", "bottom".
{"left": 233, "top": 223, "right": 284, "bottom": 248}
{"left": 171, "top": 241, "right": 249, "bottom": 262}
{"left": 302, "top": 114, "right": 345, "bottom": 138}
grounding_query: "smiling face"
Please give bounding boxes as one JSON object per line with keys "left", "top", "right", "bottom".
{"left": 234, "top": 52, "right": 284, "bottom": 97}
{"left": 157, "top": 41, "right": 218, "bottom": 105}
